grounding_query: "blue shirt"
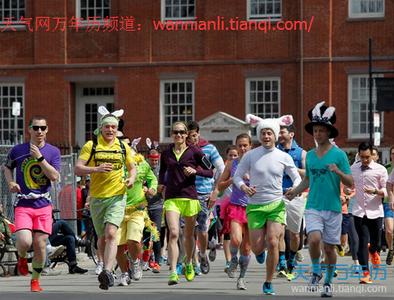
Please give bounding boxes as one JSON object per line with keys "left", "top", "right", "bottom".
{"left": 305, "top": 146, "right": 351, "bottom": 213}
{"left": 277, "top": 140, "right": 303, "bottom": 191}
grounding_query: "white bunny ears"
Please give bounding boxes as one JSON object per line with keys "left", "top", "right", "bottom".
{"left": 131, "top": 137, "right": 141, "bottom": 151}
{"left": 310, "top": 101, "right": 335, "bottom": 123}
{"left": 305, "top": 101, "right": 338, "bottom": 138}
{"left": 98, "top": 106, "right": 124, "bottom": 118}
{"left": 146, "top": 138, "right": 159, "bottom": 150}
{"left": 246, "top": 114, "right": 294, "bottom": 141}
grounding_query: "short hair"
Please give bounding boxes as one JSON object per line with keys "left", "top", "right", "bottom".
{"left": 187, "top": 120, "right": 200, "bottom": 132}
{"left": 235, "top": 133, "right": 252, "bottom": 145}
{"left": 149, "top": 148, "right": 160, "bottom": 155}
{"left": 29, "top": 115, "right": 47, "bottom": 126}
{"left": 280, "top": 124, "right": 296, "bottom": 133}
{"left": 225, "top": 145, "right": 237, "bottom": 154}
{"left": 372, "top": 146, "right": 379, "bottom": 154}
{"left": 358, "top": 141, "right": 373, "bottom": 153}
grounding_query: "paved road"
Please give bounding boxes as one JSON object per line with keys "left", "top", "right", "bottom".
{"left": 0, "top": 248, "right": 393, "bottom": 299}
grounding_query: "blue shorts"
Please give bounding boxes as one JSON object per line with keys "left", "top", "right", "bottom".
{"left": 384, "top": 203, "right": 394, "bottom": 218}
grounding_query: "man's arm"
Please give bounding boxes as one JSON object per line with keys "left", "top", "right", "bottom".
{"left": 75, "top": 158, "right": 113, "bottom": 176}
{"left": 3, "top": 165, "right": 21, "bottom": 193}
{"left": 285, "top": 176, "right": 309, "bottom": 200}
{"left": 30, "top": 144, "right": 60, "bottom": 182}
{"left": 298, "top": 149, "right": 307, "bottom": 178}
{"left": 387, "top": 181, "right": 394, "bottom": 210}
{"left": 328, "top": 164, "right": 353, "bottom": 188}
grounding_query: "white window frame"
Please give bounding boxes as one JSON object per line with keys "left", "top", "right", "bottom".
{"left": 0, "top": 83, "right": 24, "bottom": 145}
{"left": 348, "top": 74, "right": 384, "bottom": 140}
{"left": 0, "top": 0, "right": 25, "bottom": 27}
{"left": 160, "top": 79, "right": 195, "bottom": 142}
{"left": 76, "top": 0, "right": 111, "bottom": 21}
{"left": 161, "top": 0, "right": 196, "bottom": 22}
{"left": 348, "top": 0, "right": 384, "bottom": 18}
{"left": 245, "top": 77, "right": 281, "bottom": 139}
{"left": 247, "top": 0, "right": 282, "bottom": 21}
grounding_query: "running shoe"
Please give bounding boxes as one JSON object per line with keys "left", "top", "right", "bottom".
{"left": 224, "top": 261, "right": 230, "bottom": 274}
{"left": 277, "top": 267, "right": 288, "bottom": 278}
{"left": 30, "top": 279, "right": 43, "bottom": 292}
{"left": 386, "top": 249, "right": 394, "bottom": 265}
{"left": 226, "top": 256, "right": 238, "bottom": 278}
{"left": 262, "top": 282, "right": 275, "bottom": 295}
{"left": 209, "top": 247, "right": 217, "bottom": 262}
{"left": 255, "top": 251, "right": 266, "bottom": 264}
{"left": 142, "top": 261, "right": 150, "bottom": 271}
{"left": 295, "top": 251, "right": 304, "bottom": 262}
{"left": 185, "top": 263, "right": 195, "bottom": 281}
{"left": 98, "top": 270, "right": 114, "bottom": 290}
{"left": 199, "top": 252, "right": 210, "bottom": 274}
{"left": 176, "top": 262, "right": 183, "bottom": 275}
{"left": 95, "top": 261, "right": 104, "bottom": 275}
{"left": 236, "top": 277, "right": 247, "bottom": 290}
{"left": 118, "top": 272, "right": 130, "bottom": 286}
{"left": 321, "top": 283, "right": 333, "bottom": 297}
{"left": 17, "top": 257, "right": 29, "bottom": 276}
{"left": 131, "top": 259, "right": 142, "bottom": 280}
{"left": 307, "top": 273, "right": 322, "bottom": 292}
{"left": 335, "top": 245, "right": 345, "bottom": 257}
{"left": 360, "top": 271, "right": 372, "bottom": 284}
{"left": 371, "top": 251, "right": 381, "bottom": 269}
{"left": 194, "top": 264, "right": 202, "bottom": 276}
{"left": 168, "top": 272, "right": 179, "bottom": 285}
{"left": 151, "top": 262, "right": 161, "bottom": 273}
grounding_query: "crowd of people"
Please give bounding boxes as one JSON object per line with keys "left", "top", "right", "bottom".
{"left": 1, "top": 102, "right": 394, "bottom": 297}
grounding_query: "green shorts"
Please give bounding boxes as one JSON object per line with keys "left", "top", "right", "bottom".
{"left": 90, "top": 194, "right": 126, "bottom": 237}
{"left": 246, "top": 200, "right": 286, "bottom": 230}
{"left": 164, "top": 198, "right": 201, "bottom": 217}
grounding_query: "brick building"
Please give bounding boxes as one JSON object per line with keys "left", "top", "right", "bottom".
{"left": 0, "top": 0, "right": 393, "bottom": 160}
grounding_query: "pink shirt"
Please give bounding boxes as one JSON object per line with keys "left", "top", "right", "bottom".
{"left": 351, "top": 161, "right": 388, "bottom": 219}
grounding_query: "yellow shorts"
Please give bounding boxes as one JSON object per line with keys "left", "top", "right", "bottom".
{"left": 164, "top": 198, "right": 201, "bottom": 217}
{"left": 116, "top": 209, "right": 145, "bottom": 245}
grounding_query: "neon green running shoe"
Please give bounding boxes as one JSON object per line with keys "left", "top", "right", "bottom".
{"left": 168, "top": 272, "right": 179, "bottom": 285}
{"left": 185, "top": 263, "right": 195, "bottom": 281}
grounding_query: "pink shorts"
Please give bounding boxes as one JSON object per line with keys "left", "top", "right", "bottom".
{"left": 221, "top": 203, "right": 247, "bottom": 235}
{"left": 219, "top": 196, "right": 231, "bottom": 219}
{"left": 14, "top": 205, "right": 53, "bottom": 235}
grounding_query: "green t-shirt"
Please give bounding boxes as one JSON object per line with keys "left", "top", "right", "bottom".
{"left": 126, "top": 159, "right": 158, "bottom": 207}
{"left": 305, "top": 146, "right": 351, "bottom": 213}
{"left": 384, "top": 163, "right": 393, "bottom": 203}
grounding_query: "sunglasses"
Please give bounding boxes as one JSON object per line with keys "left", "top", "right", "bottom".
{"left": 30, "top": 125, "right": 47, "bottom": 131}
{"left": 172, "top": 130, "right": 187, "bottom": 135}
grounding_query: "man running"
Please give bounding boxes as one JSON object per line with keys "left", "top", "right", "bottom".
{"left": 4, "top": 116, "right": 61, "bottom": 292}
{"left": 286, "top": 101, "right": 353, "bottom": 297}
{"left": 75, "top": 107, "right": 136, "bottom": 290}
{"left": 234, "top": 114, "right": 301, "bottom": 295}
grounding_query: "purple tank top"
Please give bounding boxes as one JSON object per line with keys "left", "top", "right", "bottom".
{"left": 230, "top": 159, "right": 249, "bottom": 207}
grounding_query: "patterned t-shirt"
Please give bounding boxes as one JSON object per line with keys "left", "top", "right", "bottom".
{"left": 6, "top": 142, "right": 61, "bottom": 208}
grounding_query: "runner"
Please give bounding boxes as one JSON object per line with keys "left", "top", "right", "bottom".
{"left": 211, "top": 133, "right": 252, "bottom": 290}
{"left": 75, "top": 106, "right": 136, "bottom": 290}
{"left": 4, "top": 116, "right": 61, "bottom": 292}
{"left": 187, "top": 121, "right": 225, "bottom": 274}
{"left": 234, "top": 114, "right": 301, "bottom": 295}
{"left": 158, "top": 121, "right": 213, "bottom": 285}
{"left": 277, "top": 121, "right": 307, "bottom": 279}
{"left": 116, "top": 141, "right": 158, "bottom": 286}
{"left": 350, "top": 142, "right": 388, "bottom": 283}
{"left": 286, "top": 101, "right": 353, "bottom": 297}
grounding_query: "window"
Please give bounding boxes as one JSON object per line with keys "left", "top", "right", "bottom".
{"left": 348, "top": 74, "right": 383, "bottom": 139}
{"left": 246, "top": 77, "right": 280, "bottom": 118}
{"left": 162, "top": 0, "right": 196, "bottom": 21}
{"left": 349, "top": 0, "right": 384, "bottom": 18}
{"left": 161, "top": 80, "right": 194, "bottom": 139}
{"left": 247, "top": 0, "right": 281, "bottom": 20}
{"left": 77, "top": 0, "right": 111, "bottom": 20}
{"left": 0, "top": 84, "right": 24, "bottom": 145}
{"left": 0, "top": 0, "right": 25, "bottom": 23}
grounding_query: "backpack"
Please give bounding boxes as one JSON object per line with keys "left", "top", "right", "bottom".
{"left": 86, "top": 135, "right": 127, "bottom": 165}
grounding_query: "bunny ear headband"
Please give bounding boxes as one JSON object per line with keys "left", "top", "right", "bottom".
{"left": 94, "top": 106, "right": 125, "bottom": 136}
{"left": 146, "top": 138, "right": 160, "bottom": 158}
{"left": 131, "top": 137, "right": 141, "bottom": 151}
{"left": 305, "top": 101, "right": 338, "bottom": 138}
{"left": 246, "top": 114, "right": 294, "bottom": 141}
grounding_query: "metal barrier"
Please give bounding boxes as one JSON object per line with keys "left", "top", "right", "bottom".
{"left": 0, "top": 146, "right": 78, "bottom": 233}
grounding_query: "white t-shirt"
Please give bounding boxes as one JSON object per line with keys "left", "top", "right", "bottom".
{"left": 233, "top": 146, "right": 301, "bottom": 205}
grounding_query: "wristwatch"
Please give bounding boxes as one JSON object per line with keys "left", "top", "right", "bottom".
{"left": 373, "top": 189, "right": 377, "bottom": 195}
{"left": 36, "top": 156, "right": 45, "bottom": 162}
